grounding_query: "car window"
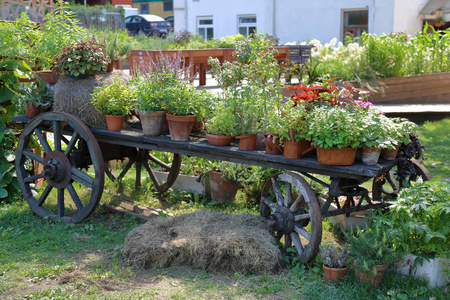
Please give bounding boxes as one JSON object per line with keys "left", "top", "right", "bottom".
{"left": 124, "top": 17, "right": 131, "bottom": 23}
{"left": 132, "top": 17, "right": 141, "bottom": 23}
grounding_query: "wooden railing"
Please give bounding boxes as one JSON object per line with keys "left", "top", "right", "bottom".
{"left": 128, "top": 47, "right": 289, "bottom": 86}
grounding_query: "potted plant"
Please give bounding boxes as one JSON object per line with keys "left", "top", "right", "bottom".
{"left": 20, "top": 77, "right": 53, "bottom": 118}
{"left": 207, "top": 161, "right": 253, "bottom": 202}
{"left": 51, "top": 40, "right": 111, "bottom": 80}
{"left": 345, "top": 226, "right": 399, "bottom": 286}
{"left": 90, "top": 77, "right": 136, "bottom": 131}
{"left": 205, "top": 102, "right": 237, "bottom": 146}
{"left": 165, "top": 80, "right": 206, "bottom": 141}
{"left": 133, "top": 74, "right": 171, "bottom": 136}
{"left": 319, "top": 243, "right": 350, "bottom": 283}
{"left": 371, "top": 180, "right": 450, "bottom": 287}
{"left": 379, "top": 117, "right": 416, "bottom": 160}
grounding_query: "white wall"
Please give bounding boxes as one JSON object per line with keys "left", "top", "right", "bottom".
{"left": 174, "top": 0, "right": 426, "bottom": 44}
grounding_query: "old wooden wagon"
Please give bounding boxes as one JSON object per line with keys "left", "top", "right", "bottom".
{"left": 12, "top": 112, "right": 430, "bottom": 264}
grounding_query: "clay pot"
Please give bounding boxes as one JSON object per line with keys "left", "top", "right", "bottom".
{"left": 192, "top": 119, "right": 204, "bottom": 132}
{"left": 283, "top": 140, "right": 302, "bottom": 159}
{"left": 140, "top": 111, "right": 166, "bottom": 136}
{"left": 381, "top": 146, "right": 400, "bottom": 160}
{"left": 323, "top": 264, "right": 348, "bottom": 283}
{"left": 36, "top": 70, "right": 60, "bottom": 85}
{"left": 25, "top": 103, "right": 47, "bottom": 119}
{"left": 362, "top": 147, "right": 381, "bottom": 165}
{"left": 105, "top": 115, "right": 125, "bottom": 131}
{"left": 235, "top": 133, "right": 257, "bottom": 151}
{"left": 317, "top": 147, "right": 357, "bottom": 166}
{"left": 206, "top": 133, "right": 234, "bottom": 146}
{"left": 166, "top": 113, "right": 196, "bottom": 141}
{"left": 264, "top": 132, "right": 282, "bottom": 155}
{"left": 353, "top": 260, "right": 389, "bottom": 286}
{"left": 209, "top": 171, "right": 239, "bottom": 202}
{"left": 107, "top": 61, "right": 114, "bottom": 72}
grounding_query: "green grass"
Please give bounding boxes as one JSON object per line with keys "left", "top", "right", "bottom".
{"left": 1, "top": 119, "right": 449, "bottom": 299}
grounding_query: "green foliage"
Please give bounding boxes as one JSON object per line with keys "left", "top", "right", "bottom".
{"left": 18, "top": 77, "right": 53, "bottom": 109}
{"left": 51, "top": 39, "right": 111, "bottom": 77}
{"left": 345, "top": 226, "right": 400, "bottom": 276}
{"left": 372, "top": 180, "right": 450, "bottom": 258}
{"left": 208, "top": 161, "right": 255, "bottom": 186}
{"left": 277, "top": 100, "right": 308, "bottom": 142}
{"left": 133, "top": 73, "right": 175, "bottom": 112}
{"left": 205, "top": 102, "right": 238, "bottom": 136}
{"left": 0, "top": 59, "right": 30, "bottom": 202}
{"left": 90, "top": 77, "right": 136, "bottom": 116}
{"left": 305, "top": 105, "right": 364, "bottom": 149}
{"left": 319, "top": 243, "right": 350, "bottom": 268}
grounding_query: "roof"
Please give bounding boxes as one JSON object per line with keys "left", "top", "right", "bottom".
{"left": 419, "top": 0, "right": 450, "bottom": 14}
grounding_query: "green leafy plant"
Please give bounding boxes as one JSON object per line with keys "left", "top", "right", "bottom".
{"left": 345, "top": 226, "right": 399, "bottom": 276}
{"left": 19, "top": 77, "right": 53, "bottom": 109}
{"left": 205, "top": 102, "right": 237, "bottom": 136}
{"left": 371, "top": 180, "right": 450, "bottom": 259}
{"left": 51, "top": 40, "right": 111, "bottom": 77}
{"left": 276, "top": 100, "right": 308, "bottom": 142}
{"left": 90, "top": 77, "right": 136, "bottom": 116}
{"left": 319, "top": 243, "right": 350, "bottom": 268}
{"left": 133, "top": 73, "right": 174, "bottom": 113}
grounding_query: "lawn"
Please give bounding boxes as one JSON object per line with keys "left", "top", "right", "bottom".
{"left": 0, "top": 119, "right": 449, "bottom": 299}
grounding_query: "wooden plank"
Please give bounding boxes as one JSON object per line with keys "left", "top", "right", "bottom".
{"left": 379, "top": 72, "right": 450, "bottom": 85}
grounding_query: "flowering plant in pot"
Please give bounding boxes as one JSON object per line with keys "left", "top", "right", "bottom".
{"left": 51, "top": 40, "right": 111, "bottom": 80}
{"left": 90, "top": 77, "right": 136, "bottom": 131}
{"left": 345, "top": 226, "right": 399, "bottom": 286}
{"left": 305, "top": 105, "right": 364, "bottom": 165}
{"left": 20, "top": 77, "right": 53, "bottom": 118}
{"left": 319, "top": 243, "right": 350, "bottom": 283}
{"left": 205, "top": 102, "right": 238, "bottom": 146}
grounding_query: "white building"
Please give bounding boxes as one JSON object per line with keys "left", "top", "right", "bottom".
{"left": 173, "top": 0, "right": 449, "bottom": 44}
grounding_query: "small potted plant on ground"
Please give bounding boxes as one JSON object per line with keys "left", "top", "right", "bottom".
{"left": 345, "top": 226, "right": 399, "bottom": 286}
{"left": 90, "top": 77, "right": 136, "bottom": 131}
{"left": 319, "top": 243, "right": 350, "bottom": 283}
{"left": 51, "top": 40, "right": 111, "bottom": 80}
{"left": 205, "top": 102, "right": 237, "bottom": 146}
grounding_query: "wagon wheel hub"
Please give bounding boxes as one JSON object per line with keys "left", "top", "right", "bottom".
{"left": 268, "top": 206, "right": 295, "bottom": 234}
{"left": 43, "top": 151, "right": 72, "bottom": 188}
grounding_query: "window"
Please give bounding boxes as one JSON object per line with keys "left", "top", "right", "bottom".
{"left": 140, "top": 3, "right": 149, "bottom": 14}
{"left": 238, "top": 16, "right": 257, "bottom": 37}
{"left": 164, "top": 1, "right": 173, "bottom": 11}
{"left": 343, "top": 10, "right": 368, "bottom": 41}
{"left": 197, "top": 17, "right": 213, "bottom": 40}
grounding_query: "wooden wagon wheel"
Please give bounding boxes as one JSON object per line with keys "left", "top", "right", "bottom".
{"left": 15, "top": 112, "right": 104, "bottom": 223}
{"left": 372, "top": 159, "right": 432, "bottom": 201}
{"left": 105, "top": 149, "right": 181, "bottom": 193}
{"left": 260, "top": 172, "right": 322, "bottom": 265}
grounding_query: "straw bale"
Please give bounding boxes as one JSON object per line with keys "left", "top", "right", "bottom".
{"left": 123, "top": 210, "right": 282, "bottom": 273}
{"left": 53, "top": 71, "right": 131, "bottom": 127}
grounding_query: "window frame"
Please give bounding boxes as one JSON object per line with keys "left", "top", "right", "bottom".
{"left": 238, "top": 15, "right": 257, "bottom": 37}
{"left": 197, "top": 16, "right": 214, "bottom": 40}
{"left": 342, "top": 9, "right": 368, "bottom": 41}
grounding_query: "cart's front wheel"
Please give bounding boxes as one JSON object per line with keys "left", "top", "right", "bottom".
{"left": 15, "top": 112, "right": 104, "bottom": 223}
{"left": 261, "top": 172, "right": 322, "bottom": 265}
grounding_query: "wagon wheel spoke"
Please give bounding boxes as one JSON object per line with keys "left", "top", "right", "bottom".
{"left": 147, "top": 153, "right": 173, "bottom": 171}
{"left": 16, "top": 112, "right": 104, "bottom": 223}
{"left": 117, "top": 157, "right": 137, "bottom": 181}
{"left": 142, "top": 160, "right": 163, "bottom": 192}
{"left": 261, "top": 172, "right": 322, "bottom": 265}
{"left": 139, "top": 151, "right": 181, "bottom": 193}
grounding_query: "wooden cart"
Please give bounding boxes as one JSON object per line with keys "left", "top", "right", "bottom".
{"left": 13, "top": 112, "right": 431, "bottom": 265}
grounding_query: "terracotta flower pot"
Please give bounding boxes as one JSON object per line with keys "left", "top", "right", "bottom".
{"left": 206, "top": 133, "right": 234, "bottom": 146}
{"left": 264, "top": 132, "right": 282, "bottom": 155}
{"left": 323, "top": 264, "right": 348, "bottom": 283}
{"left": 140, "top": 111, "right": 166, "bottom": 136}
{"left": 362, "top": 147, "right": 381, "bottom": 165}
{"left": 283, "top": 140, "right": 302, "bottom": 159}
{"left": 381, "top": 146, "right": 400, "bottom": 160}
{"left": 105, "top": 115, "right": 125, "bottom": 131}
{"left": 235, "top": 133, "right": 257, "bottom": 151}
{"left": 36, "top": 70, "right": 60, "bottom": 85}
{"left": 209, "top": 171, "right": 239, "bottom": 202}
{"left": 192, "top": 119, "right": 205, "bottom": 132}
{"left": 25, "top": 103, "right": 48, "bottom": 119}
{"left": 353, "top": 260, "right": 389, "bottom": 286}
{"left": 166, "top": 113, "right": 196, "bottom": 141}
{"left": 107, "top": 61, "right": 114, "bottom": 72}
{"left": 317, "top": 147, "right": 357, "bottom": 166}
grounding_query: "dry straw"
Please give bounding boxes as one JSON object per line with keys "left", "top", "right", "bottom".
{"left": 123, "top": 210, "right": 282, "bottom": 273}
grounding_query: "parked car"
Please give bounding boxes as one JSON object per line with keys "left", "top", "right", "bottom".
{"left": 124, "top": 14, "right": 172, "bottom": 36}
{"left": 164, "top": 15, "right": 174, "bottom": 28}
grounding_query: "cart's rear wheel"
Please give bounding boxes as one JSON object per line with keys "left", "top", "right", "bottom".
{"left": 372, "top": 159, "right": 432, "bottom": 201}
{"left": 105, "top": 150, "right": 181, "bottom": 193}
{"left": 261, "top": 172, "right": 322, "bottom": 265}
{"left": 15, "top": 112, "right": 104, "bottom": 223}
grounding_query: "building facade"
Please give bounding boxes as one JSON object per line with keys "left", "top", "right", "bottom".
{"left": 132, "top": 0, "right": 173, "bottom": 18}
{"left": 173, "top": 0, "right": 439, "bottom": 44}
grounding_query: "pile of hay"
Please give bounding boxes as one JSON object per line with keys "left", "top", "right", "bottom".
{"left": 123, "top": 210, "right": 282, "bottom": 273}
{"left": 53, "top": 71, "right": 131, "bottom": 128}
